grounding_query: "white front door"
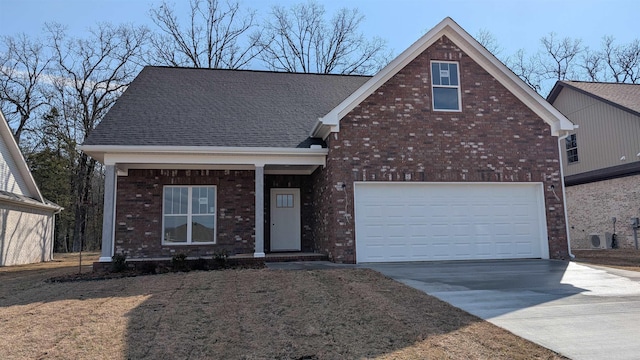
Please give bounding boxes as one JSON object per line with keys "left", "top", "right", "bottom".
{"left": 270, "top": 188, "right": 301, "bottom": 251}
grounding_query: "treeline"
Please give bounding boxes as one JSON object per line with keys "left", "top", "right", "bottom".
{"left": 1, "top": 0, "right": 638, "bottom": 252}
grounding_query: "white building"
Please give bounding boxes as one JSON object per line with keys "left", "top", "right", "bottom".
{"left": 1, "top": 110, "right": 62, "bottom": 266}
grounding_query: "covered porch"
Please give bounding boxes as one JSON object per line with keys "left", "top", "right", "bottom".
{"left": 80, "top": 145, "right": 328, "bottom": 262}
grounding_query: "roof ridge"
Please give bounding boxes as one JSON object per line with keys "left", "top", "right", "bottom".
{"left": 143, "top": 65, "right": 373, "bottom": 78}
{"left": 563, "top": 80, "right": 640, "bottom": 86}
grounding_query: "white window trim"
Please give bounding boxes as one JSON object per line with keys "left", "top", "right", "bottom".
{"left": 162, "top": 185, "right": 217, "bottom": 245}
{"left": 431, "top": 60, "right": 462, "bottom": 112}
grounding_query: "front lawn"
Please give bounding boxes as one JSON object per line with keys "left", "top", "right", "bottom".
{"left": 0, "top": 254, "right": 564, "bottom": 359}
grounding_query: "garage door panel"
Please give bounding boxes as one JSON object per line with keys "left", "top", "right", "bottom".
{"left": 355, "top": 182, "right": 548, "bottom": 263}
{"left": 473, "top": 224, "right": 491, "bottom": 235}
{"left": 476, "top": 242, "right": 493, "bottom": 256}
{"left": 516, "top": 242, "right": 534, "bottom": 255}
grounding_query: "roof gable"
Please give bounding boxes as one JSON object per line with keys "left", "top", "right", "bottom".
{"left": 548, "top": 81, "right": 640, "bottom": 117}
{"left": 0, "top": 110, "right": 44, "bottom": 201}
{"left": 312, "top": 17, "right": 575, "bottom": 138}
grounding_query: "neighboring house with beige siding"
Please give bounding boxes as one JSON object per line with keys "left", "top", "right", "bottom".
{"left": 548, "top": 81, "right": 640, "bottom": 249}
{"left": 0, "top": 110, "right": 62, "bottom": 266}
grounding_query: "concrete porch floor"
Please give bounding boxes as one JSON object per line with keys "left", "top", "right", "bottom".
{"left": 233, "top": 252, "right": 329, "bottom": 262}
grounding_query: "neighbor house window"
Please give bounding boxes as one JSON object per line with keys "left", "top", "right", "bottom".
{"left": 431, "top": 61, "right": 461, "bottom": 111}
{"left": 566, "top": 134, "right": 579, "bottom": 163}
{"left": 163, "top": 186, "right": 216, "bottom": 244}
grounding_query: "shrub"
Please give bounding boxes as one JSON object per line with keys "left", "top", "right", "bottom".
{"left": 171, "top": 253, "right": 188, "bottom": 272}
{"left": 213, "top": 249, "right": 229, "bottom": 269}
{"left": 111, "top": 253, "right": 127, "bottom": 273}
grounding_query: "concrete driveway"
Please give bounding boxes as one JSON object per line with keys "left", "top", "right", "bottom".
{"left": 363, "top": 260, "right": 640, "bottom": 360}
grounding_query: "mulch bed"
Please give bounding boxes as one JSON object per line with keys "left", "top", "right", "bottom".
{"left": 46, "top": 262, "right": 265, "bottom": 283}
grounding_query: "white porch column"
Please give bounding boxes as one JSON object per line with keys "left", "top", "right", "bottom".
{"left": 254, "top": 165, "right": 265, "bottom": 258}
{"left": 99, "top": 165, "right": 117, "bottom": 262}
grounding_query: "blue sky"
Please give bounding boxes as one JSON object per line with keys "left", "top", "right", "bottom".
{"left": 0, "top": 0, "right": 636, "bottom": 62}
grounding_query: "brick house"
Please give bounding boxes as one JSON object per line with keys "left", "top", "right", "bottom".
{"left": 548, "top": 81, "right": 640, "bottom": 250}
{"left": 82, "top": 17, "right": 576, "bottom": 264}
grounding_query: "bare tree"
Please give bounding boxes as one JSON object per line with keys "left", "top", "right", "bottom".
{"left": 540, "top": 32, "right": 582, "bottom": 81}
{"left": 579, "top": 47, "right": 604, "bottom": 82}
{"left": 256, "top": 0, "right": 390, "bottom": 74}
{"left": 507, "top": 49, "right": 544, "bottom": 93}
{"left": 0, "top": 34, "right": 52, "bottom": 145}
{"left": 507, "top": 32, "right": 640, "bottom": 95}
{"left": 602, "top": 36, "right": 640, "bottom": 83}
{"left": 47, "top": 22, "right": 149, "bottom": 252}
{"left": 475, "top": 28, "right": 502, "bottom": 56}
{"left": 149, "top": 0, "right": 262, "bottom": 68}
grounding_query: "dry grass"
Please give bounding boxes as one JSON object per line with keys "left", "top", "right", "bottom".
{"left": 572, "top": 249, "right": 640, "bottom": 272}
{"left": 0, "top": 254, "right": 565, "bottom": 359}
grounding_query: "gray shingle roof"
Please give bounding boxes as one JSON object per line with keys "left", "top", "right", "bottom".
{"left": 549, "top": 81, "right": 640, "bottom": 116}
{"left": 84, "top": 67, "right": 370, "bottom": 148}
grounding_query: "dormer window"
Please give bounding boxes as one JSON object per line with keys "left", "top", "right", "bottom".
{"left": 431, "top": 61, "right": 461, "bottom": 111}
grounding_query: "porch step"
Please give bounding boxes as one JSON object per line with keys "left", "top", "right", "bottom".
{"left": 265, "top": 252, "right": 329, "bottom": 263}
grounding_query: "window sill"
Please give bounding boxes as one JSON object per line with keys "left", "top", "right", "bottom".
{"left": 162, "top": 242, "right": 217, "bottom": 246}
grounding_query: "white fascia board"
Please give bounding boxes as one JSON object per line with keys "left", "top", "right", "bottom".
{"left": 80, "top": 145, "right": 328, "bottom": 167}
{"left": 0, "top": 111, "right": 45, "bottom": 202}
{"left": 116, "top": 164, "right": 317, "bottom": 175}
{"left": 102, "top": 153, "right": 327, "bottom": 167}
{"left": 80, "top": 145, "right": 329, "bottom": 155}
{"left": 312, "top": 17, "right": 575, "bottom": 138}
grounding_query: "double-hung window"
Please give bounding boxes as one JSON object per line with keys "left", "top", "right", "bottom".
{"left": 431, "top": 61, "right": 461, "bottom": 111}
{"left": 163, "top": 186, "right": 216, "bottom": 244}
{"left": 565, "top": 134, "right": 579, "bottom": 163}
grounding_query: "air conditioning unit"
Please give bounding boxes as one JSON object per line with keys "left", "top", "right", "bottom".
{"left": 589, "top": 233, "right": 611, "bottom": 249}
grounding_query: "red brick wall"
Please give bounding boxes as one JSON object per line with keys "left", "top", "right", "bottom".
{"left": 114, "top": 169, "right": 255, "bottom": 258}
{"left": 312, "top": 35, "right": 569, "bottom": 263}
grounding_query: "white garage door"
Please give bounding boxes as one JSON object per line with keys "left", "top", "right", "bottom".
{"left": 354, "top": 182, "right": 549, "bottom": 263}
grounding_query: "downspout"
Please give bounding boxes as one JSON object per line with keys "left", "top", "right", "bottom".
{"left": 557, "top": 132, "right": 575, "bottom": 259}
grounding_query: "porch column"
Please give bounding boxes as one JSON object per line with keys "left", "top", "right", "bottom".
{"left": 99, "top": 164, "right": 117, "bottom": 262}
{"left": 254, "top": 165, "right": 266, "bottom": 257}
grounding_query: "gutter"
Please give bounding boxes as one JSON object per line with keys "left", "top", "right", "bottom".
{"left": 557, "top": 131, "right": 575, "bottom": 259}
{"left": 0, "top": 194, "right": 63, "bottom": 212}
{"left": 79, "top": 145, "right": 330, "bottom": 155}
